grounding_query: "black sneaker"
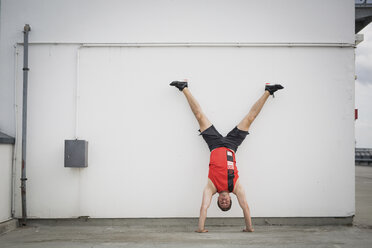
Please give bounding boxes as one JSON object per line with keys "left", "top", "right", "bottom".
{"left": 170, "top": 81, "right": 188, "bottom": 91}
{"left": 265, "top": 84, "right": 284, "bottom": 97}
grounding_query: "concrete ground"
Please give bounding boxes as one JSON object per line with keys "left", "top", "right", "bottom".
{"left": 354, "top": 165, "right": 372, "bottom": 228}
{"left": 0, "top": 165, "right": 371, "bottom": 248}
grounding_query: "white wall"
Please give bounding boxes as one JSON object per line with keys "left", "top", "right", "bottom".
{"left": 0, "top": 145, "right": 13, "bottom": 222}
{"left": 12, "top": 45, "right": 355, "bottom": 218}
{"left": 1, "top": 0, "right": 355, "bottom": 218}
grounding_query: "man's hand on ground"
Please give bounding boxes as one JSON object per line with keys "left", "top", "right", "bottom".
{"left": 243, "top": 227, "right": 255, "bottom": 232}
{"left": 195, "top": 229, "right": 208, "bottom": 233}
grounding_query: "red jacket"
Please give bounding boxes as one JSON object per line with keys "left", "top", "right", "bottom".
{"left": 208, "top": 147, "right": 239, "bottom": 192}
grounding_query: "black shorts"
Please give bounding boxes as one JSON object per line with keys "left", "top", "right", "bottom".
{"left": 199, "top": 125, "right": 249, "bottom": 153}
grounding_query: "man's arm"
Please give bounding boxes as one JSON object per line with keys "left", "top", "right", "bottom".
{"left": 234, "top": 182, "right": 254, "bottom": 232}
{"left": 196, "top": 181, "right": 215, "bottom": 233}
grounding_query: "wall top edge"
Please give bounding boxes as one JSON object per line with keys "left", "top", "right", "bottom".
{"left": 14, "top": 42, "right": 356, "bottom": 48}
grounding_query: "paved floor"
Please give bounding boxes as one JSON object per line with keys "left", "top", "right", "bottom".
{"left": 0, "top": 165, "right": 371, "bottom": 248}
{"left": 354, "top": 165, "right": 372, "bottom": 228}
{"left": 1, "top": 224, "right": 372, "bottom": 248}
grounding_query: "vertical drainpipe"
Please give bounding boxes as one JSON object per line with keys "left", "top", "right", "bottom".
{"left": 21, "top": 24, "right": 31, "bottom": 226}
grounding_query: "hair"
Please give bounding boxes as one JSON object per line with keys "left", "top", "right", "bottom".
{"left": 217, "top": 198, "right": 232, "bottom": 211}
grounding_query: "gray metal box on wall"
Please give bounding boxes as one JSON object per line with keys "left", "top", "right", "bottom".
{"left": 64, "top": 140, "right": 88, "bottom": 168}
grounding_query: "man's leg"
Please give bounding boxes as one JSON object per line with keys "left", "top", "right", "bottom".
{"left": 237, "top": 91, "right": 270, "bottom": 132}
{"left": 182, "top": 88, "right": 212, "bottom": 133}
{"left": 237, "top": 84, "right": 284, "bottom": 131}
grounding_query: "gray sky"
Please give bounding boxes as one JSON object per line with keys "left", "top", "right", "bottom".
{"left": 355, "top": 23, "right": 372, "bottom": 148}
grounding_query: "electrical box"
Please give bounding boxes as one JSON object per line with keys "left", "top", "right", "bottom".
{"left": 64, "top": 140, "right": 88, "bottom": 168}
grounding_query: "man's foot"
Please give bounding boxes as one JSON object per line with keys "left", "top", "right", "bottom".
{"left": 170, "top": 80, "right": 188, "bottom": 91}
{"left": 265, "top": 84, "right": 284, "bottom": 97}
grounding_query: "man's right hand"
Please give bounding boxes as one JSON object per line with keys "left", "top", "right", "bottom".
{"left": 243, "top": 226, "right": 255, "bottom": 232}
{"left": 197, "top": 182, "right": 214, "bottom": 234}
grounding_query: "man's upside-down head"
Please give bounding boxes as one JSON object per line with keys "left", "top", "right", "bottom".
{"left": 217, "top": 191, "right": 232, "bottom": 211}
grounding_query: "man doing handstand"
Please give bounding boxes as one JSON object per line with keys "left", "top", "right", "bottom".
{"left": 170, "top": 80, "right": 283, "bottom": 233}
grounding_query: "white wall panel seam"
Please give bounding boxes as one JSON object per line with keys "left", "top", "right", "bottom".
{"left": 76, "top": 46, "right": 81, "bottom": 139}
{"left": 16, "top": 42, "right": 356, "bottom": 48}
